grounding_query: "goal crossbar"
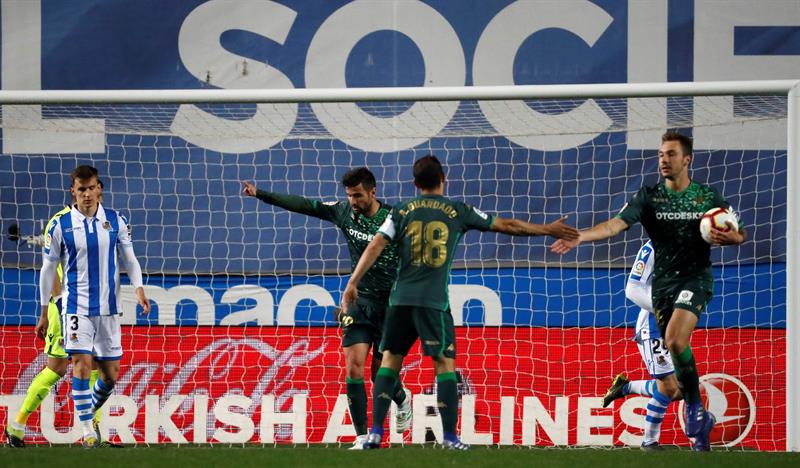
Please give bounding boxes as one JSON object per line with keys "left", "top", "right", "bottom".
{"left": 0, "top": 80, "right": 796, "bottom": 104}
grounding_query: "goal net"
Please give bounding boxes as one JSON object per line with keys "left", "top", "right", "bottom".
{"left": 0, "top": 83, "right": 794, "bottom": 449}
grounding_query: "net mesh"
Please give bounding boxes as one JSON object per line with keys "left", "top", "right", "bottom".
{"left": 0, "top": 94, "right": 788, "bottom": 449}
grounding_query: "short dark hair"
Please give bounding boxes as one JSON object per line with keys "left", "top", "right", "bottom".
{"left": 341, "top": 167, "right": 376, "bottom": 190}
{"left": 413, "top": 155, "right": 444, "bottom": 190}
{"left": 70, "top": 165, "right": 99, "bottom": 185}
{"left": 662, "top": 131, "right": 692, "bottom": 155}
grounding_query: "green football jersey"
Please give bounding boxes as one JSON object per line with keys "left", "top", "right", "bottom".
{"left": 379, "top": 194, "right": 495, "bottom": 311}
{"left": 255, "top": 190, "right": 398, "bottom": 301}
{"left": 616, "top": 181, "right": 740, "bottom": 292}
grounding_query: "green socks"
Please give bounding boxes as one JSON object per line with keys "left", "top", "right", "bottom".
{"left": 16, "top": 367, "right": 61, "bottom": 425}
{"left": 437, "top": 372, "right": 459, "bottom": 436}
{"left": 349, "top": 372, "right": 406, "bottom": 435}
{"left": 370, "top": 367, "right": 399, "bottom": 434}
{"left": 346, "top": 377, "right": 368, "bottom": 435}
{"left": 673, "top": 346, "right": 701, "bottom": 404}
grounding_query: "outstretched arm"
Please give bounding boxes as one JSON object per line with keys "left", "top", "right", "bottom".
{"left": 242, "top": 180, "right": 333, "bottom": 220}
{"left": 341, "top": 235, "right": 389, "bottom": 310}
{"left": 551, "top": 217, "right": 629, "bottom": 254}
{"left": 491, "top": 216, "right": 578, "bottom": 240}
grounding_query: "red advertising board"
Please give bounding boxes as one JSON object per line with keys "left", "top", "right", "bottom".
{"left": 0, "top": 326, "right": 785, "bottom": 450}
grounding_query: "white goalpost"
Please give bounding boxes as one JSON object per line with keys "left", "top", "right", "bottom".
{"left": 0, "top": 80, "right": 797, "bottom": 450}
{"left": 786, "top": 80, "right": 800, "bottom": 452}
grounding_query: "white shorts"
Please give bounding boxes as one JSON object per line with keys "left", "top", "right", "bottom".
{"left": 636, "top": 336, "right": 674, "bottom": 378}
{"left": 63, "top": 314, "right": 123, "bottom": 360}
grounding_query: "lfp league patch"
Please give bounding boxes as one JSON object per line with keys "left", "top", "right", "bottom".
{"left": 629, "top": 244, "right": 652, "bottom": 282}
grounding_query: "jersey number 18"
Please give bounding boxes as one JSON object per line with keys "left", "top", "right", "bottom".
{"left": 406, "top": 221, "right": 449, "bottom": 268}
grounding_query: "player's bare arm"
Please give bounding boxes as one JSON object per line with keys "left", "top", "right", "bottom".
{"left": 550, "top": 217, "right": 629, "bottom": 254}
{"left": 342, "top": 235, "right": 388, "bottom": 310}
{"left": 491, "top": 216, "right": 578, "bottom": 240}
{"left": 710, "top": 222, "right": 747, "bottom": 246}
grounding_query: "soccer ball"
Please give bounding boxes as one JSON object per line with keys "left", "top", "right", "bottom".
{"left": 699, "top": 207, "right": 738, "bottom": 244}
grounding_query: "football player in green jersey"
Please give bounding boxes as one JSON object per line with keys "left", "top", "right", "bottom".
{"left": 342, "top": 155, "right": 578, "bottom": 449}
{"left": 242, "top": 168, "right": 411, "bottom": 449}
{"left": 551, "top": 131, "right": 746, "bottom": 451}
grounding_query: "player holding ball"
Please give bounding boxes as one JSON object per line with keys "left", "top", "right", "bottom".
{"left": 551, "top": 131, "right": 745, "bottom": 451}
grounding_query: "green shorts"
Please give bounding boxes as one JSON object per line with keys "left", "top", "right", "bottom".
{"left": 45, "top": 298, "right": 67, "bottom": 359}
{"left": 341, "top": 298, "right": 388, "bottom": 359}
{"left": 380, "top": 305, "right": 456, "bottom": 359}
{"left": 653, "top": 278, "right": 713, "bottom": 336}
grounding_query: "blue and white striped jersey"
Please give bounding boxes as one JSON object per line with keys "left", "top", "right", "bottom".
{"left": 43, "top": 204, "right": 133, "bottom": 316}
{"left": 625, "top": 240, "right": 662, "bottom": 341}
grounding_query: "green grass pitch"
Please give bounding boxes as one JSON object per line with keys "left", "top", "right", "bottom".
{"left": 2, "top": 445, "right": 799, "bottom": 468}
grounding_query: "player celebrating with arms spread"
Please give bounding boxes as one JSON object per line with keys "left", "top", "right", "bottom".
{"left": 242, "top": 168, "right": 411, "bottom": 449}
{"left": 551, "top": 132, "right": 745, "bottom": 451}
{"left": 39, "top": 166, "right": 150, "bottom": 447}
{"left": 342, "top": 155, "right": 578, "bottom": 450}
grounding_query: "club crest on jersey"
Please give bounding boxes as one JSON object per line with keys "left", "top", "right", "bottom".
{"left": 44, "top": 233, "right": 52, "bottom": 249}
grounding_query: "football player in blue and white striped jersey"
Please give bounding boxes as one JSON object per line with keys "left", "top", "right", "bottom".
{"left": 601, "top": 240, "right": 683, "bottom": 451}
{"left": 39, "top": 165, "right": 150, "bottom": 447}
